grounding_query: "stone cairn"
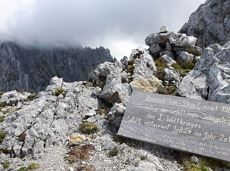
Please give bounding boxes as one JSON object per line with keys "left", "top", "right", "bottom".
{"left": 144, "top": 26, "right": 202, "bottom": 94}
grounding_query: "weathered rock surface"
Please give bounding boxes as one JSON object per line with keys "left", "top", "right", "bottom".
{"left": 129, "top": 47, "right": 161, "bottom": 93}
{"left": 145, "top": 28, "right": 201, "bottom": 94}
{"left": 178, "top": 41, "right": 230, "bottom": 103}
{"left": 181, "top": 0, "right": 230, "bottom": 48}
{"left": 0, "top": 76, "right": 181, "bottom": 170}
{"left": 0, "top": 41, "right": 113, "bottom": 92}
{"left": 0, "top": 26, "right": 229, "bottom": 170}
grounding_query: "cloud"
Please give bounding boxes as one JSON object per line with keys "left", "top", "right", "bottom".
{"left": 0, "top": 0, "right": 206, "bottom": 58}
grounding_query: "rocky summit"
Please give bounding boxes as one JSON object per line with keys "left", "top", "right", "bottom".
{"left": 181, "top": 0, "right": 230, "bottom": 48}
{"left": 0, "top": 42, "right": 113, "bottom": 92}
{"left": 0, "top": 24, "right": 230, "bottom": 170}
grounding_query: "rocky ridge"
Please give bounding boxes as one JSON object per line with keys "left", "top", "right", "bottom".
{"left": 180, "top": 0, "right": 230, "bottom": 48}
{"left": 0, "top": 42, "right": 113, "bottom": 92}
{"left": 178, "top": 41, "right": 230, "bottom": 103}
{"left": 0, "top": 27, "right": 229, "bottom": 171}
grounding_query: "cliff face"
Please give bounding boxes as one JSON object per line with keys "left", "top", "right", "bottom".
{"left": 0, "top": 42, "right": 113, "bottom": 92}
{"left": 180, "top": 0, "right": 230, "bottom": 48}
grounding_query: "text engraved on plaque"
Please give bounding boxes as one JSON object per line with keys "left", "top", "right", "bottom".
{"left": 117, "top": 90, "right": 230, "bottom": 161}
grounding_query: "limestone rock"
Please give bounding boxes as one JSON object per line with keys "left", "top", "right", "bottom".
{"left": 145, "top": 33, "right": 160, "bottom": 47}
{"left": 130, "top": 77, "right": 161, "bottom": 93}
{"left": 181, "top": 0, "right": 230, "bottom": 48}
{"left": 149, "top": 44, "right": 162, "bottom": 56}
{"left": 168, "top": 32, "right": 197, "bottom": 47}
{"left": 159, "top": 54, "right": 176, "bottom": 66}
{"left": 0, "top": 90, "right": 31, "bottom": 106}
{"left": 0, "top": 80, "right": 100, "bottom": 159}
{"left": 178, "top": 41, "right": 230, "bottom": 103}
{"left": 176, "top": 51, "right": 194, "bottom": 67}
{"left": 130, "top": 47, "right": 161, "bottom": 92}
{"left": 164, "top": 68, "right": 181, "bottom": 83}
{"left": 107, "top": 103, "right": 126, "bottom": 129}
{"left": 177, "top": 71, "right": 208, "bottom": 100}
{"left": 100, "top": 75, "right": 132, "bottom": 105}
{"left": 90, "top": 61, "right": 122, "bottom": 88}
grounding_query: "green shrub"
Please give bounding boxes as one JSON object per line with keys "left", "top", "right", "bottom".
{"left": 0, "top": 101, "right": 7, "bottom": 108}
{"left": 17, "top": 162, "right": 40, "bottom": 171}
{"left": 127, "top": 60, "right": 135, "bottom": 75}
{"left": 0, "top": 116, "right": 5, "bottom": 122}
{"left": 27, "top": 162, "right": 40, "bottom": 170}
{"left": 157, "top": 85, "right": 177, "bottom": 95}
{"left": 108, "top": 147, "right": 119, "bottom": 157}
{"left": 171, "top": 63, "right": 194, "bottom": 77}
{"left": 17, "top": 167, "right": 27, "bottom": 171}
{"left": 52, "top": 87, "right": 66, "bottom": 96}
{"left": 183, "top": 157, "right": 230, "bottom": 171}
{"left": 155, "top": 58, "right": 166, "bottom": 80}
{"left": 95, "top": 107, "right": 110, "bottom": 116}
{"left": 2, "top": 161, "right": 10, "bottom": 169}
{"left": 0, "top": 130, "right": 6, "bottom": 143}
{"left": 27, "top": 94, "right": 37, "bottom": 101}
{"left": 183, "top": 160, "right": 209, "bottom": 171}
{"left": 186, "top": 47, "right": 202, "bottom": 56}
{"left": 79, "top": 122, "right": 99, "bottom": 135}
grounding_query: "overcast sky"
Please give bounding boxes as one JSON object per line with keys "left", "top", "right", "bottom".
{"left": 0, "top": 0, "right": 206, "bottom": 59}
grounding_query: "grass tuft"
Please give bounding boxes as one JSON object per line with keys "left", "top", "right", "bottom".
{"left": 79, "top": 122, "right": 99, "bottom": 135}
{"left": 108, "top": 147, "right": 119, "bottom": 157}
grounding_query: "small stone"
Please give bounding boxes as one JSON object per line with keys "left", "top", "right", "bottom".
{"left": 160, "top": 26, "right": 169, "bottom": 33}
{"left": 68, "top": 167, "right": 74, "bottom": 171}
{"left": 191, "top": 155, "right": 199, "bottom": 164}
{"left": 164, "top": 68, "right": 181, "bottom": 82}
{"left": 159, "top": 54, "right": 176, "bottom": 66}
{"left": 68, "top": 134, "right": 87, "bottom": 145}
{"left": 176, "top": 51, "right": 194, "bottom": 67}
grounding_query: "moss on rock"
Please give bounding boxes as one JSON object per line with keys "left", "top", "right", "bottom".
{"left": 0, "top": 130, "right": 6, "bottom": 143}
{"left": 79, "top": 122, "right": 99, "bottom": 135}
{"left": 171, "top": 63, "right": 194, "bottom": 77}
{"left": 155, "top": 58, "right": 166, "bottom": 80}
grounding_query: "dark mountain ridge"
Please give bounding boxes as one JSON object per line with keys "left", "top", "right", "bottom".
{"left": 0, "top": 41, "right": 113, "bottom": 92}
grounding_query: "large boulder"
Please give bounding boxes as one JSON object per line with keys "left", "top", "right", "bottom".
{"left": 178, "top": 41, "right": 230, "bottom": 103}
{"left": 180, "top": 0, "right": 230, "bottom": 48}
{"left": 145, "top": 31, "right": 198, "bottom": 54}
{"left": 129, "top": 47, "right": 162, "bottom": 93}
{"left": 0, "top": 80, "right": 101, "bottom": 160}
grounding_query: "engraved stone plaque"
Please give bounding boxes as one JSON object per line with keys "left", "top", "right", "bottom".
{"left": 117, "top": 90, "right": 230, "bottom": 161}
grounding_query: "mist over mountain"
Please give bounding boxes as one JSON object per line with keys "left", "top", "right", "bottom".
{"left": 0, "top": 0, "right": 205, "bottom": 58}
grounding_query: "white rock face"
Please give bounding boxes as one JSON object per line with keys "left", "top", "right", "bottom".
{"left": 130, "top": 47, "right": 162, "bottom": 93}
{"left": 178, "top": 41, "right": 230, "bottom": 103}
{"left": 0, "top": 90, "right": 31, "bottom": 106}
